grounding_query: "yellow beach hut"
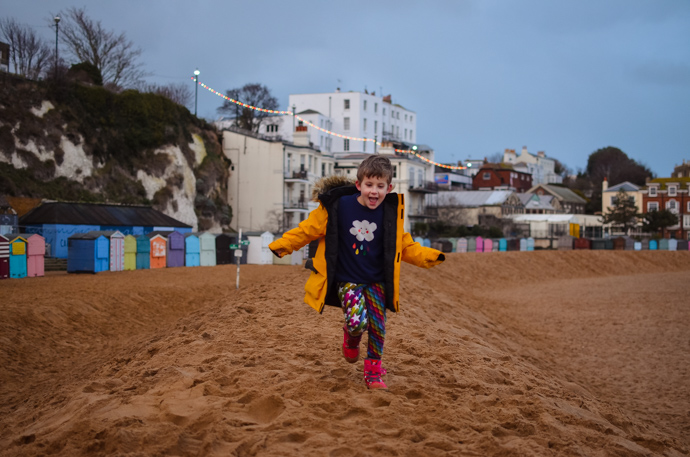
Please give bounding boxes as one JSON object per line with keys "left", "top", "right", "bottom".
{"left": 124, "top": 235, "right": 137, "bottom": 271}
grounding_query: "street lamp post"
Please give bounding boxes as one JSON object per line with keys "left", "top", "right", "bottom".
{"left": 54, "top": 16, "right": 60, "bottom": 79}
{"left": 193, "top": 68, "right": 200, "bottom": 116}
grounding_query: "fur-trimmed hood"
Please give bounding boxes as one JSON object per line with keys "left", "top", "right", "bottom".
{"left": 311, "top": 175, "right": 355, "bottom": 202}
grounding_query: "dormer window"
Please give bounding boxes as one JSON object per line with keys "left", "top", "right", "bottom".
{"left": 649, "top": 186, "right": 657, "bottom": 197}
{"left": 668, "top": 185, "right": 677, "bottom": 196}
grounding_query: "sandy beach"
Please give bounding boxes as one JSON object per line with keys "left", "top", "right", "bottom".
{"left": 1, "top": 250, "right": 689, "bottom": 456}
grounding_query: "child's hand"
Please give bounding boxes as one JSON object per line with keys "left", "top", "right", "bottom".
{"left": 271, "top": 248, "right": 289, "bottom": 258}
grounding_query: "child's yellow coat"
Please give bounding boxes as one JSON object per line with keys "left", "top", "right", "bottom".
{"left": 270, "top": 183, "right": 444, "bottom": 313}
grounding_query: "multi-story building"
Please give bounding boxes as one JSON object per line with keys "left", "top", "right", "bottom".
{"left": 503, "top": 147, "right": 563, "bottom": 185}
{"left": 528, "top": 184, "right": 587, "bottom": 214}
{"left": 472, "top": 163, "right": 532, "bottom": 192}
{"left": 641, "top": 177, "right": 690, "bottom": 239}
{"left": 285, "top": 90, "right": 417, "bottom": 153}
{"left": 222, "top": 126, "right": 335, "bottom": 233}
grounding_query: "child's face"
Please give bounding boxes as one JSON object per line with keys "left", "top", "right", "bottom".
{"left": 356, "top": 175, "right": 393, "bottom": 210}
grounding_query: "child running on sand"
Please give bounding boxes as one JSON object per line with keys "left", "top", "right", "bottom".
{"left": 269, "top": 155, "right": 445, "bottom": 390}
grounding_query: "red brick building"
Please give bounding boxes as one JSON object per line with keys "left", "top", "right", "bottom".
{"left": 641, "top": 177, "right": 690, "bottom": 239}
{"left": 472, "top": 163, "right": 532, "bottom": 193}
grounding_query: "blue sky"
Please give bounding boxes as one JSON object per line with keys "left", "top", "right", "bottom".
{"left": 4, "top": 0, "right": 689, "bottom": 177}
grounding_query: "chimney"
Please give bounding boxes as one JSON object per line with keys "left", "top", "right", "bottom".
{"left": 293, "top": 125, "right": 310, "bottom": 146}
{"left": 378, "top": 141, "right": 395, "bottom": 155}
{"left": 537, "top": 151, "right": 545, "bottom": 157}
{"left": 602, "top": 177, "right": 608, "bottom": 191}
{"left": 383, "top": 95, "right": 392, "bottom": 103}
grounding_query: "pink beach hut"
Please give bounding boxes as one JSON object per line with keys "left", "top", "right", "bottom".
{"left": 475, "top": 236, "right": 484, "bottom": 253}
{"left": 26, "top": 233, "right": 45, "bottom": 277}
{"left": 483, "top": 238, "right": 493, "bottom": 253}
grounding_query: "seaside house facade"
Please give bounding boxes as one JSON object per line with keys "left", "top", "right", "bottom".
{"left": 503, "top": 147, "right": 563, "bottom": 185}
{"left": 472, "top": 163, "right": 532, "bottom": 193}
{"left": 222, "top": 126, "right": 335, "bottom": 233}
{"left": 641, "top": 177, "right": 690, "bottom": 239}
{"left": 528, "top": 184, "right": 586, "bottom": 214}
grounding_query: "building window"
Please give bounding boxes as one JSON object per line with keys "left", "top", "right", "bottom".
{"left": 383, "top": 108, "right": 386, "bottom": 116}
{"left": 363, "top": 100, "right": 367, "bottom": 111}
{"left": 687, "top": 201, "right": 690, "bottom": 212}
{"left": 344, "top": 99, "right": 350, "bottom": 110}
{"left": 382, "top": 122, "right": 386, "bottom": 134}
{"left": 668, "top": 185, "right": 677, "bottom": 196}
{"left": 684, "top": 215, "right": 690, "bottom": 228}
{"left": 344, "top": 139, "right": 350, "bottom": 151}
{"left": 483, "top": 172, "right": 491, "bottom": 180}
{"left": 649, "top": 187, "right": 657, "bottom": 197}
{"left": 393, "top": 165, "right": 397, "bottom": 178}
{"left": 363, "top": 118, "right": 367, "bottom": 131}
{"left": 374, "top": 120, "right": 378, "bottom": 133}
{"left": 404, "top": 128, "right": 407, "bottom": 139}
{"left": 343, "top": 117, "right": 350, "bottom": 130}
{"left": 647, "top": 201, "right": 659, "bottom": 212}
{"left": 410, "top": 129, "right": 413, "bottom": 140}
{"left": 410, "top": 115, "right": 413, "bottom": 122}
{"left": 667, "top": 199, "right": 678, "bottom": 212}
{"left": 374, "top": 103, "right": 378, "bottom": 113}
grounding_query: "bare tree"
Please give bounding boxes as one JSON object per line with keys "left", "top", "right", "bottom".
{"left": 217, "top": 83, "right": 278, "bottom": 133}
{"left": 137, "top": 82, "right": 193, "bottom": 107}
{"left": 54, "top": 7, "right": 146, "bottom": 88}
{"left": 0, "top": 18, "right": 51, "bottom": 80}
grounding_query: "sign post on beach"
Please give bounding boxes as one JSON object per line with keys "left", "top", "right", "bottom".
{"left": 235, "top": 229, "right": 242, "bottom": 289}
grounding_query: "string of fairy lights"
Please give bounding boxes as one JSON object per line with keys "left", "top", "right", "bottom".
{"left": 193, "top": 77, "right": 467, "bottom": 170}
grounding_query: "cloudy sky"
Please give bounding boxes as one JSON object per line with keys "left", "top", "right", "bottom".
{"left": 4, "top": 0, "right": 690, "bottom": 177}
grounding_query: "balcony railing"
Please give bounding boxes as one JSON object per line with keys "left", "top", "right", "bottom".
{"left": 284, "top": 199, "right": 308, "bottom": 210}
{"left": 284, "top": 170, "right": 309, "bottom": 180}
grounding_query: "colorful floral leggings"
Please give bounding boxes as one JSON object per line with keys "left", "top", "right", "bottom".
{"left": 337, "top": 282, "right": 386, "bottom": 360}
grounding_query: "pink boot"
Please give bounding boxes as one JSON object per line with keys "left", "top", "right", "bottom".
{"left": 342, "top": 327, "right": 362, "bottom": 363}
{"left": 364, "top": 358, "right": 388, "bottom": 390}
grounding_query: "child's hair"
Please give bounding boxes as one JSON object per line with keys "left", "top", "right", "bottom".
{"left": 357, "top": 155, "right": 394, "bottom": 184}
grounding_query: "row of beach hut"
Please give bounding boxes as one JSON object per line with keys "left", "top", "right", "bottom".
{"left": 65, "top": 230, "right": 303, "bottom": 274}
{"left": 0, "top": 233, "right": 46, "bottom": 279}
{"left": 420, "top": 236, "right": 690, "bottom": 253}
{"left": 422, "top": 237, "right": 536, "bottom": 253}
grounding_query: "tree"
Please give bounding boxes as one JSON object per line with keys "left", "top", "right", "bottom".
{"left": 643, "top": 210, "right": 678, "bottom": 238}
{"left": 0, "top": 18, "right": 51, "bottom": 80}
{"left": 217, "top": 83, "right": 278, "bottom": 133}
{"left": 55, "top": 7, "right": 146, "bottom": 88}
{"left": 581, "top": 146, "right": 653, "bottom": 214}
{"left": 137, "top": 82, "right": 192, "bottom": 107}
{"left": 601, "top": 189, "right": 640, "bottom": 234}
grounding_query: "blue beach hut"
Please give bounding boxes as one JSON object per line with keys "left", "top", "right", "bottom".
{"left": 9, "top": 235, "right": 28, "bottom": 278}
{"left": 135, "top": 235, "right": 151, "bottom": 269}
{"left": 649, "top": 239, "right": 658, "bottom": 250}
{"left": 67, "top": 233, "right": 109, "bottom": 273}
{"left": 185, "top": 233, "right": 200, "bottom": 267}
{"left": 499, "top": 238, "right": 507, "bottom": 252}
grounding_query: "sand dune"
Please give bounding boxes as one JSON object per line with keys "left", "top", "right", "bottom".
{"left": 1, "top": 251, "right": 689, "bottom": 456}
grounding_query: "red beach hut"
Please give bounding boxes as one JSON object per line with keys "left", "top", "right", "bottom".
{"left": 0, "top": 234, "right": 9, "bottom": 279}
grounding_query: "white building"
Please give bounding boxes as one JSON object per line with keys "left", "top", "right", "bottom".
{"left": 222, "top": 126, "right": 335, "bottom": 233}
{"left": 286, "top": 90, "right": 417, "bottom": 153}
{"left": 503, "top": 147, "right": 563, "bottom": 185}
